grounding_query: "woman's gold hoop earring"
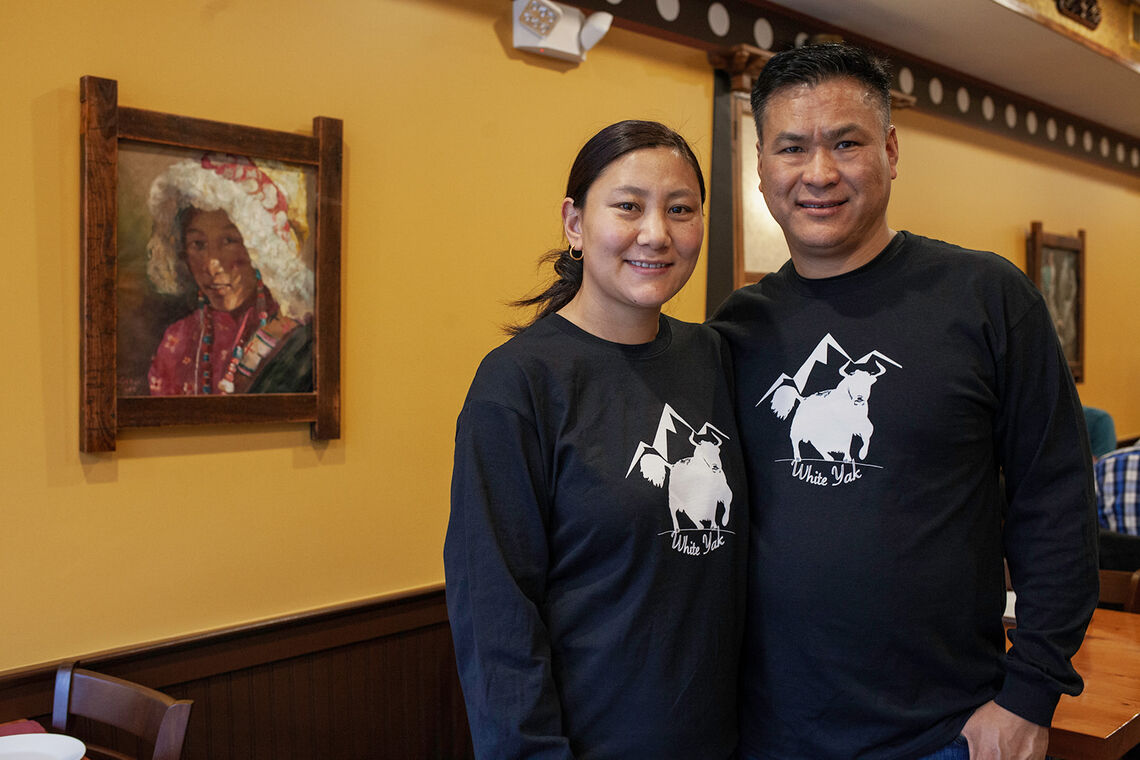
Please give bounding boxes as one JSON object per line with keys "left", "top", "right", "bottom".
{"left": 569, "top": 246, "right": 583, "bottom": 261}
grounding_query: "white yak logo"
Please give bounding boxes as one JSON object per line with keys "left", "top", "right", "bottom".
{"left": 627, "top": 404, "right": 733, "bottom": 537}
{"left": 761, "top": 334, "right": 901, "bottom": 464}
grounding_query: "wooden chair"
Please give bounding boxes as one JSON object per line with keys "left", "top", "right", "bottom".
{"left": 51, "top": 662, "right": 193, "bottom": 760}
{"left": 1098, "top": 568, "right": 1140, "bottom": 613}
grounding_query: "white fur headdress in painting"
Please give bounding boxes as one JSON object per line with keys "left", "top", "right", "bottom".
{"left": 146, "top": 153, "right": 314, "bottom": 321}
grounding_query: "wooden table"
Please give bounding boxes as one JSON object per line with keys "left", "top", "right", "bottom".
{"left": 1047, "top": 608, "right": 1140, "bottom": 760}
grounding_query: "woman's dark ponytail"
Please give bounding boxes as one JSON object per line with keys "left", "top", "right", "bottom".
{"left": 506, "top": 247, "right": 583, "bottom": 335}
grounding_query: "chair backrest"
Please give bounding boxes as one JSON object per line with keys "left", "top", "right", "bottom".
{"left": 51, "top": 662, "right": 192, "bottom": 760}
{"left": 1098, "top": 568, "right": 1140, "bottom": 613}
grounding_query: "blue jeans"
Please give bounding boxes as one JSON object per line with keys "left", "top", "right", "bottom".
{"left": 739, "top": 735, "right": 970, "bottom": 760}
{"left": 915, "top": 735, "right": 970, "bottom": 760}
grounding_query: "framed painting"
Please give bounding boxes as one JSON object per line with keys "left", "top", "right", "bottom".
{"left": 1026, "top": 221, "right": 1085, "bottom": 382}
{"left": 80, "top": 76, "right": 342, "bottom": 452}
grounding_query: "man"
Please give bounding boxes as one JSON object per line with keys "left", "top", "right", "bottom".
{"left": 712, "top": 43, "right": 1098, "bottom": 760}
{"left": 1095, "top": 439, "right": 1140, "bottom": 537}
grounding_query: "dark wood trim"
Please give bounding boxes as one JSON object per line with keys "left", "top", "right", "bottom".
{"left": 79, "top": 75, "right": 119, "bottom": 454}
{"left": 313, "top": 115, "right": 343, "bottom": 440}
{"left": 118, "top": 108, "right": 320, "bottom": 164}
{"left": 0, "top": 585, "right": 449, "bottom": 709}
{"left": 0, "top": 585, "right": 473, "bottom": 760}
{"left": 705, "top": 70, "right": 736, "bottom": 317}
{"left": 118, "top": 394, "right": 317, "bottom": 427}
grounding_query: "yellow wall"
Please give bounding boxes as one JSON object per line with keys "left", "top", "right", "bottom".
{"left": 888, "top": 108, "right": 1140, "bottom": 436}
{"left": 0, "top": 0, "right": 713, "bottom": 671}
{"left": 3, "top": 0, "right": 1138, "bottom": 673}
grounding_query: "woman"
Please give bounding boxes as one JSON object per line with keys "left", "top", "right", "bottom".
{"left": 444, "top": 121, "right": 746, "bottom": 759}
{"left": 144, "top": 153, "right": 314, "bottom": 395}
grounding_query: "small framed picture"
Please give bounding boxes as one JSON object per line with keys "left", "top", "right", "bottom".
{"left": 79, "top": 76, "right": 342, "bottom": 452}
{"left": 1027, "top": 221, "right": 1085, "bottom": 382}
{"left": 731, "top": 92, "right": 790, "bottom": 287}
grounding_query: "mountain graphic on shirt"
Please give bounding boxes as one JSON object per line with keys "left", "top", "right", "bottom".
{"left": 627, "top": 404, "right": 734, "bottom": 554}
{"left": 758, "top": 333, "right": 901, "bottom": 470}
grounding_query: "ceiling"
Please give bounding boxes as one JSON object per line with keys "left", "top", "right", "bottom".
{"left": 759, "top": 0, "right": 1140, "bottom": 139}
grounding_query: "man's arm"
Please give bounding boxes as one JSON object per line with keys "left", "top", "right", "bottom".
{"left": 993, "top": 297, "right": 1099, "bottom": 727}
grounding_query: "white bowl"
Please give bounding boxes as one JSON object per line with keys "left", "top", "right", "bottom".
{"left": 0, "top": 733, "right": 86, "bottom": 760}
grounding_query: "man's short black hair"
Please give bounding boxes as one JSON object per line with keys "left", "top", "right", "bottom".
{"left": 751, "top": 43, "right": 893, "bottom": 140}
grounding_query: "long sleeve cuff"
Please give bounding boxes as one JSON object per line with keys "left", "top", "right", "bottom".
{"left": 994, "top": 669, "right": 1064, "bottom": 727}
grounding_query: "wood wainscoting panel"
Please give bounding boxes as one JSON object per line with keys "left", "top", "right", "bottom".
{"left": 0, "top": 586, "right": 474, "bottom": 760}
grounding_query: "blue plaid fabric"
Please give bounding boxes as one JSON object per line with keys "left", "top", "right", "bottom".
{"left": 1095, "top": 443, "right": 1140, "bottom": 536}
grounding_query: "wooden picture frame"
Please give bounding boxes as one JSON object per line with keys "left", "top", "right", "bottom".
{"left": 1027, "top": 221, "right": 1085, "bottom": 382}
{"left": 80, "top": 76, "right": 342, "bottom": 452}
{"left": 730, "top": 92, "right": 790, "bottom": 287}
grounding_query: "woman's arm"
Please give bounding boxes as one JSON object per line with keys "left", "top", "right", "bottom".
{"left": 444, "top": 399, "right": 574, "bottom": 760}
